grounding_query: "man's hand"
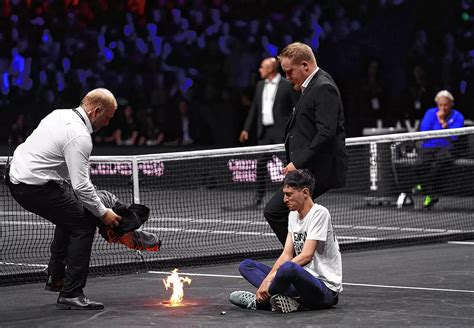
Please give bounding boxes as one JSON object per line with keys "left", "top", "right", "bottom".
{"left": 436, "top": 110, "right": 448, "bottom": 128}
{"left": 101, "top": 208, "right": 122, "bottom": 227}
{"left": 256, "top": 279, "right": 272, "bottom": 303}
{"left": 239, "top": 130, "right": 249, "bottom": 143}
{"left": 283, "top": 162, "right": 297, "bottom": 175}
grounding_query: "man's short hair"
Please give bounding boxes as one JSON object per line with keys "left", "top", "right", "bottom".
{"left": 283, "top": 169, "right": 315, "bottom": 194}
{"left": 434, "top": 90, "right": 454, "bottom": 103}
{"left": 277, "top": 42, "right": 316, "bottom": 64}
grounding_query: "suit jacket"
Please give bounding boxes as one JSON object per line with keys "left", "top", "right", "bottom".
{"left": 244, "top": 77, "right": 296, "bottom": 143}
{"left": 285, "top": 68, "right": 347, "bottom": 193}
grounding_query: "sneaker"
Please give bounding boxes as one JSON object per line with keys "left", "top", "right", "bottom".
{"left": 423, "top": 195, "right": 439, "bottom": 209}
{"left": 105, "top": 229, "right": 161, "bottom": 252}
{"left": 229, "top": 291, "right": 257, "bottom": 310}
{"left": 269, "top": 294, "right": 301, "bottom": 313}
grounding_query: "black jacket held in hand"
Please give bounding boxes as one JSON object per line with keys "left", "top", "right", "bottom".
{"left": 96, "top": 189, "right": 150, "bottom": 236}
{"left": 112, "top": 203, "right": 150, "bottom": 236}
{"left": 285, "top": 68, "right": 347, "bottom": 195}
{"left": 96, "top": 190, "right": 160, "bottom": 252}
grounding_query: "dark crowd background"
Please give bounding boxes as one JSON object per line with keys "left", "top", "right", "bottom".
{"left": 0, "top": 0, "right": 473, "bottom": 153}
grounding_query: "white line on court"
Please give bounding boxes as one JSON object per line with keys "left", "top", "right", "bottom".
{"left": 149, "top": 271, "right": 243, "bottom": 279}
{"left": 343, "top": 282, "right": 474, "bottom": 294}
{"left": 0, "top": 217, "right": 468, "bottom": 235}
{"left": 147, "top": 271, "right": 474, "bottom": 294}
{"left": 0, "top": 261, "right": 47, "bottom": 268}
{"left": 145, "top": 226, "right": 379, "bottom": 240}
{"left": 447, "top": 241, "right": 474, "bottom": 245}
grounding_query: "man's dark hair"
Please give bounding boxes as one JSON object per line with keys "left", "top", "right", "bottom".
{"left": 283, "top": 169, "right": 315, "bottom": 194}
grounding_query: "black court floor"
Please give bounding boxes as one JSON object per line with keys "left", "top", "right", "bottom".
{"left": 1, "top": 242, "right": 473, "bottom": 327}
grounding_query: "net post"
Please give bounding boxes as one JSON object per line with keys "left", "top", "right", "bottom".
{"left": 132, "top": 156, "right": 140, "bottom": 204}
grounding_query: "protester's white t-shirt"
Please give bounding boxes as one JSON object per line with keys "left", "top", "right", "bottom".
{"left": 288, "top": 203, "right": 343, "bottom": 293}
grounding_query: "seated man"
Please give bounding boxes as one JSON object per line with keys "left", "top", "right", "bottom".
{"left": 229, "top": 169, "right": 342, "bottom": 313}
{"left": 414, "top": 90, "right": 464, "bottom": 208}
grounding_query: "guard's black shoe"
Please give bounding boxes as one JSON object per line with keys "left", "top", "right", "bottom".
{"left": 45, "top": 276, "right": 64, "bottom": 292}
{"left": 57, "top": 295, "right": 104, "bottom": 310}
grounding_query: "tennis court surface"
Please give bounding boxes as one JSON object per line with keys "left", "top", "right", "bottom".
{"left": 1, "top": 241, "right": 472, "bottom": 327}
{"left": 1, "top": 129, "right": 473, "bottom": 326}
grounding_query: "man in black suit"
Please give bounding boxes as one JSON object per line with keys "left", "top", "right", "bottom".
{"left": 239, "top": 57, "right": 297, "bottom": 205}
{"left": 264, "top": 42, "right": 348, "bottom": 245}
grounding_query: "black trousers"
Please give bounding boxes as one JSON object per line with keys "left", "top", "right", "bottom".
{"left": 9, "top": 180, "right": 96, "bottom": 298}
{"left": 264, "top": 181, "right": 330, "bottom": 246}
{"left": 418, "top": 147, "right": 453, "bottom": 195}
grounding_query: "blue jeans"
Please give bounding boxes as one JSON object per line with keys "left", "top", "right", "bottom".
{"left": 239, "top": 259, "right": 338, "bottom": 309}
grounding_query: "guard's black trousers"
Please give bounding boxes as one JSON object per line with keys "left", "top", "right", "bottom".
{"left": 9, "top": 180, "right": 96, "bottom": 298}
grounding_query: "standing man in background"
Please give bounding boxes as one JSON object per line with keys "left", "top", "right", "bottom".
{"left": 8, "top": 88, "right": 122, "bottom": 310}
{"left": 264, "top": 42, "right": 348, "bottom": 246}
{"left": 239, "top": 57, "right": 297, "bottom": 206}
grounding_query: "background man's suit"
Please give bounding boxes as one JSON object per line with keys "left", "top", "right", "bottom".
{"left": 264, "top": 68, "right": 348, "bottom": 245}
{"left": 243, "top": 77, "right": 296, "bottom": 144}
{"left": 243, "top": 76, "right": 297, "bottom": 204}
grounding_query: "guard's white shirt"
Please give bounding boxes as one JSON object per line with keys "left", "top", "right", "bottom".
{"left": 261, "top": 73, "right": 281, "bottom": 126}
{"left": 301, "top": 67, "right": 319, "bottom": 93}
{"left": 288, "top": 203, "right": 343, "bottom": 293}
{"left": 9, "top": 107, "right": 107, "bottom": 218}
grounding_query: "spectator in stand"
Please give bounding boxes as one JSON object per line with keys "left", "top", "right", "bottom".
{"left": 136, "top": 108, "right": 165, "bottom": 146}
{"left": 358, "top": 58, "right": 387, "bottom": 129}
{"left": 109, "top": 104, "right": 140, "bottom": 146}
{"left": 414, "top": 90, "right": 464, "bottom": 208}
{"left": 401, "top": 64, "right": 435, "bottom": 122}
{"left": 10, "top": 113, "right": 31, "bottom": 146}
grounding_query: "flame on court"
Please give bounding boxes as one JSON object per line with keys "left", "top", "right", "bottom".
{"left": 162, "top": 268, "right": 192, "bottom": 306}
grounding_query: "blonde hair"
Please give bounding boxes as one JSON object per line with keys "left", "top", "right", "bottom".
{"left": 434, "top": 90, "right": 454, "bottom": 103}
{"left": 277, "top": 42, "right": 316, "bottom": 64}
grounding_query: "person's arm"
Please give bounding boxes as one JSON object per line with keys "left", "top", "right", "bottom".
{"left": 124, "top": 130, "right": 139, "bottom": 145}
{"left": 448, "top": 111, "right": 464, "bottom": 129}
{"left": 64, "top": 135, "right": 121, "bottom": 226}
{"left": 291, "top": 239, "right": 317, "bottom": 266}
{"left": 240, "top": 84, "right": 260, "bottom": 143}
{"left": 256, "top": 232, "right": 294, "bottom": 302}
{"left": 419, "top": 109, "right": 434, "bottom": 131}
{"left": 291, "top": 83, "right": 341, "bottom": 169}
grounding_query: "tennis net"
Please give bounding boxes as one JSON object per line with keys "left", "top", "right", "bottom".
{"left": 1, "top": 127, "right": 473, "bottom": 285}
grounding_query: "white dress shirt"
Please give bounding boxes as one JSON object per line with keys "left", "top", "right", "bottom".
{"left": 9, "top": 106, "right": 107, "bottom": 218}
{"left": 301, "top": 67, "right": 319, "bottom": 93}
{"left": 261, "top": 73, "right": 281, "bottom": 126}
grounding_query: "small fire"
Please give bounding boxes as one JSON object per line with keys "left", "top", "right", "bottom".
{"left": 162, "top": 268, "right": 192, "bottom": 306}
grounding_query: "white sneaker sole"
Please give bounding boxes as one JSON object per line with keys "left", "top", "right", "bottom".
{"left": 270, "top": 295, "right": 301, "bottom": 313}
